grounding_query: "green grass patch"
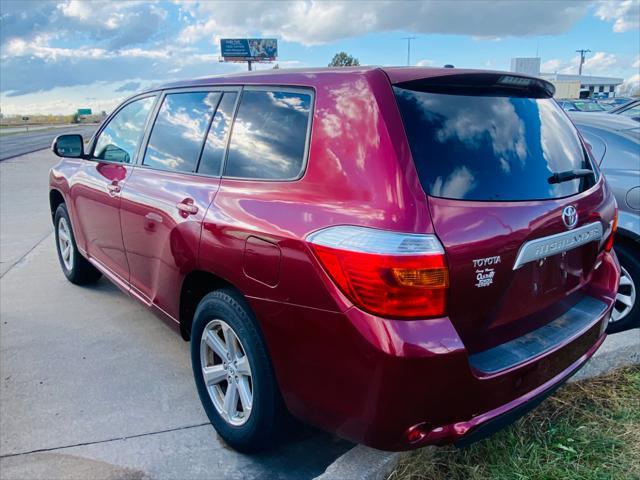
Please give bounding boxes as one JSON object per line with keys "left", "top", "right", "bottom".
{"left": 390, "top": 366, "right": 640, "bottom": 480}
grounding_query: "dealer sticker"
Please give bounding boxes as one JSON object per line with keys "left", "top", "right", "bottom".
{"left": 473, "top": 256, "right": 501, "bottom": 288}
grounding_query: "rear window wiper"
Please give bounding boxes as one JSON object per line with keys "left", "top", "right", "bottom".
{"left": 548, "top": 169, "right": 593, "bottom": 184}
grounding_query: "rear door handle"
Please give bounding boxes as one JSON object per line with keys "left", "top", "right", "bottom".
{"left": 176, "top": 201, "right": 198, "bottom": 215}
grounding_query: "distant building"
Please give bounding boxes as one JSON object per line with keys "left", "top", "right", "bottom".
{"left": 540, "top": 73, "right": 623, "bottom": 99}
{"left": 552, "top": 80, "right": 581, "bottom": 99}
{"left": 510, "top": 57, "right": 541, "bottom": 77}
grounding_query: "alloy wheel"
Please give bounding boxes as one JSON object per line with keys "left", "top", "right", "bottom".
{"left": 57, "top": 217, "right": 74, "bottom": 271}
{"left": 200, "top": 319, "right": 253, "bottom": 426}
{"left": 611, "top": 265, "right": 636, "bottom": 323}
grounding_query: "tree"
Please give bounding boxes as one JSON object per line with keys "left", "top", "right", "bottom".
{"left": 328, "top": 52, "right": 360, "bottom": 67}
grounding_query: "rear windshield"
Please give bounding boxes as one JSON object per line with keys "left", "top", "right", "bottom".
{"left": 394, "top": 87, "right": 596, "bottom": 201}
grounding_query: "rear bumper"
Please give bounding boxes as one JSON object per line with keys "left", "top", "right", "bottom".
{"left": 425, "top": 331, "right": 606, "bottom": 448}
{"left": 248, "top": 250, "right": 618, "bottom": 451}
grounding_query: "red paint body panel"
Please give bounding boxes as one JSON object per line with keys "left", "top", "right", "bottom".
{"left": 119, "top": 167, "right": 218, "bottom": 319}
{"left": 71, "top": 161, "right": 132, "bottom": 282}
{"left": 49, "top": 67, "right": 620, "bottom": 451}
{"left": 248, "top": 249, "right": 615, "bottom": 450}
{"left": 243, "top": 237, "right": 282, "bottom": 287}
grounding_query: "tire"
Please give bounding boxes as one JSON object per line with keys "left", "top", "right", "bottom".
{"left": 607, "top": 241, "right": 639, "bottom": 334}
{"left": 54, "top": 203, "right": 102, "bottom": 285}
{"left": 190, "top": 288, "right": 289, "bottom": 452}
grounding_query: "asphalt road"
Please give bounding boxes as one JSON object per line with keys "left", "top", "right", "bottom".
{"left": 0, "top": 149, "right": 352, "bottom": 480}
{"left": 0, "top": 124, "right": 98, "bottom": 161}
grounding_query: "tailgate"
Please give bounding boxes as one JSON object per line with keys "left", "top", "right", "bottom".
{"left": 392, "top": 73, "right": 616, "bottom": 352}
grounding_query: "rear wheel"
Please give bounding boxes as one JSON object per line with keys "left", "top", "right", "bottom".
{"left": 190, "top": 289, "right": 289, "bottom": 452}
{"left": 607, "top": 242, "right": 639, "bottom": 333}
{"left": 54, "top": 203, "right": 102, "bottom": 285}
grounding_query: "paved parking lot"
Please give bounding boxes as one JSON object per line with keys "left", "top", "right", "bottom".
{"left": 0, "top": 150, "right": 352, "bottom": 480}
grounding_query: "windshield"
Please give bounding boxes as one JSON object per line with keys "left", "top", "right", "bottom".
{"left": 394, "top": 87, "right": 596, "bottom": 201}
{"left": 575, "top": 101, "right": 605, "bottom": 112}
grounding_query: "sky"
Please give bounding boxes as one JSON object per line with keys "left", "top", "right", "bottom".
{"left": 0, "top": 0, "right": 639, "bottom": 115}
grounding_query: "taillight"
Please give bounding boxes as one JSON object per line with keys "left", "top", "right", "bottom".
{"left": 307, "top": 226, "right": 448, "bottom": 319}
{"left": 604, "top": 209, "right": 618, "bottom": 252}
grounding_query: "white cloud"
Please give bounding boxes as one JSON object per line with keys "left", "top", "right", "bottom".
{"left": 0, "top": 41, "right": 238, "bottom": 96}
{"left": 583, "top": 51, "right": 620, "bottom": 73}
{"left": 2, "top": 0, "right": 635, "bottom": 106}
{"left": 57, "top": 0, "right": 92, "bottom": 21}
{"left": 541, "top": 58, "right": 564, "bottom": 72}
{"left": 178, "top": 18, "right": 219, "bottom": 45}
{"left": 619, "top": 73, "right": 640, "bottom": 95}
{"left": 633, "top": 55, "right": 640, "bottom": 69}
{"left": 416, "top": 59, "right": 436, "bottom": 67}
{"left": 2, "top": 0, "right": 171, "bottom": 51}
{"left": 595, "top": 0, "right": 640, "bottom": 32}
{"left": 178, "top": 0, "right": 593, "bottom": 46}
{"left": 542, "top": 51, "right": 629, "bottom": 76}
{"left": 0, "top": 82, "right": 127, "bottom": 115}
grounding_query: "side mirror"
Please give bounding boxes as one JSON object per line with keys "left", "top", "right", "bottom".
{"left": 52, "top": 134, "right": 85, "bottom": 158}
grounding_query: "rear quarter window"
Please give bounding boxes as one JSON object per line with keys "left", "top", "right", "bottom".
{"left": 394, "top": 87, "right": 596, "bottom": 201}
{"left": 224, "top": 89, "right": 312, "bottom": 180}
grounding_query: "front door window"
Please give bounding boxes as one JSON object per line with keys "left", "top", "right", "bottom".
{"left": 93, "top": 96, "right": 155, "bottom": 164}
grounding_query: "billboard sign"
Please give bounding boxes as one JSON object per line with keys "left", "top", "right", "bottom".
{"left": 220, "top": 38, "right": 278, "bottom": 61}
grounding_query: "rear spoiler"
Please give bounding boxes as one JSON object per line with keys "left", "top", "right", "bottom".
{"left": 394, "top": 73, "right": 555, "bottom": 99}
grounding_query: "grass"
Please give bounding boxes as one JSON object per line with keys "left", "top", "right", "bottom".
{"left": 389, "top": 366, "right": 640, "bottom": 480}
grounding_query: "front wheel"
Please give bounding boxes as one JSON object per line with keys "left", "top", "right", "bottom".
{"left": 190, "top": 289, "right": 290, "bottom": 452}
{"left": 54, "top": 203, "right": 102, "bottom": 285}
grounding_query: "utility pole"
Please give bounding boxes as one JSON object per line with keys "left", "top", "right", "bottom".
{"left": 576, "top": 49, "right": 591, "bottom": 76}
{"left": 403, "top": 36, "right": 416, "bottom": 66}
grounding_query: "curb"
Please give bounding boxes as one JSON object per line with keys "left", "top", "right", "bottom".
{"left": 571, "top": 328, "right": 639, "bottom": 382}
{"left": 314, "top": 445, "right": 411, "bottom": 480}
{"left": 315, "top": 329, "right": 640, "bottom": 480}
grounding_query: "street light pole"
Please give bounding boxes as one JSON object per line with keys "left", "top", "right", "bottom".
{"left": 576, "top": 49, "right": 591, "bottom": 76}
{"left": 403, "top": 36, "right": 416, "bottom": 66}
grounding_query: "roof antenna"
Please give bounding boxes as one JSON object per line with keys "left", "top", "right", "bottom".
{"left": 443, "top": 64, "right": 455, "bottom": 68}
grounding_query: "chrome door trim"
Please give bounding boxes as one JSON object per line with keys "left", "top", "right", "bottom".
{"left": 512, "top": 221, "right": 603, "bottom": 270}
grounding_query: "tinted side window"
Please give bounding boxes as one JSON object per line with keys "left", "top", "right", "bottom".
{"left": 225, "top": 90, "right": 312, "bottom": 180}
{"left": 143, "top": 92, "right": 220, "bottom": 173}
{"left": 198, "top": 92, "right": 237, "bottom": 176}
{"left": 94, "top": 96, "right": 155, "bottom": 163}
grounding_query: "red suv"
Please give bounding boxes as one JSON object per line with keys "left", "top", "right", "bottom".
{"left": 49, "top": 67, "right": 619, "bottom": 452}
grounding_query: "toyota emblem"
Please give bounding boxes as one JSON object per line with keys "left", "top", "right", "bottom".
{"left": 562, "top": 205, "right": 578, "bottom": 229}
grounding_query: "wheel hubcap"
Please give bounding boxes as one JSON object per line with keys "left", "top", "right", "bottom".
{"left": 611, "top": 265, "right": 636, "bottom": 323}
{"left": 200, "top": 319, "right": 253, "bottom": 426}
{"left": 57, "top": 217, "right": 74, "bottom": 271}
